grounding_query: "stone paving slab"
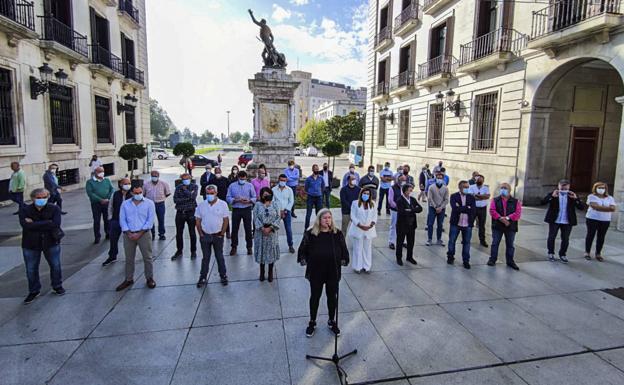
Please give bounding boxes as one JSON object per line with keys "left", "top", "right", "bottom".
{"left": 409, "top": 366, "right": 528, "bottom": 385}
{"left": 133, "top": 257, "right": 206, "bottom": 288}
{"left": 518, "top": 261, "right": 614, "bottom": 293}
{"left": 49, "top": 329, "right": 187, "bottom": 385}
{"left": 468, "top": 264, "right": 559, "bottom": 298}
{"left": 0, "top": 297, "right": 23, "bottom": 326}
{"left": 0, "top": 340, "right": 81, "bottom": 385}
{"left": 596, "top": 348, "right": 624, "bottom": 372}
{"left": 63, "top": 260, "right": 145, "bottom": 293}
{"left": 278, "top": 277, "right": 362, "bottom": 319}
{"left": 572, "top": 290, "right": 624, "bottom": 320}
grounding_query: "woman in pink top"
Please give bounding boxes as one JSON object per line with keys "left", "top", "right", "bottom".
{"left": 488, "top": 182, "right": 522, "bottom": 270}
{"left": 251, "top": 168, "right": 270, "bottom": 198}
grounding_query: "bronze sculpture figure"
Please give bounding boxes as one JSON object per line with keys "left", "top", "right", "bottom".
{"left": 249, "top": 9, "right": 287, "bottom": 69}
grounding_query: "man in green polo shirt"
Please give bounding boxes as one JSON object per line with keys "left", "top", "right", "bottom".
{"left": 9, "top": 161, "right": 25, "bottom": 215}
{"left": 86, "top": 166, "right": 114, "bottom": 244}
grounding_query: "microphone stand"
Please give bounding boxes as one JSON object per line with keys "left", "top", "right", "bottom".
{"left": 305, "top": 231, "right": 357, "bottom": 385}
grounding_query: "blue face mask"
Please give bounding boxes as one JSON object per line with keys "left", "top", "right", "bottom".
{"left": 463, "top": 188, "right": 471, "bottom": 195}
{"left": 361, "top": 194, "right": 370, "bottom": 202}
{"left": 182, "top": 179, "right": 191, "bottom": 186}
{"left": 278, "top": 181, "right": 286, "bottom": 187}
{"left": 436, "top": 179, "right": 444, "bottom": 186}
{"left": 559, "top": 190, "right": 568, "bottom": 195}
{"left": 151, "top": 176, "right": 159, "bottom": 183}
{"left": 35, "top": 198, "right": 48, "bottom": 207}
{"left": 500, "top": 188, "right": 509, "bottom": 197}
{"left": 133, "top": 193, "right": 144, "bottom": 201}
{"left": 206, "top": 194, "right": 215, "bottom": 202}
{"left": 238, "top": 180, "right": 246, "bottom": 185}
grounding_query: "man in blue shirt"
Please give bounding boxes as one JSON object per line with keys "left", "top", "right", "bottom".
{"left": 227, "top": 170, "right": 257, "bottom": 255}
{"left": 304, "top": 164, "right": 325, "bottom": 229}
{"left": 341, "top": 164, "right": 360, "bottom": 187}
{"left": 43, "top": 164, "right": 67, "bottom": 215}
{"left": 378, "top": 162, "right": 394, "bottom": 216}
{"left": 116, "top": 185, "right": 156, "bottom": 291}
{"left": 283, "top": 160, "right": 300, "bottom": 218}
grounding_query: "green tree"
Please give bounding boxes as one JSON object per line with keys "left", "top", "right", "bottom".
{"left": 182, "top": 127, "right": 193, "bottom": 142}
{"left": 229, "top": 131, "right": 243, "bottom": 144}
{"left": 118, "top": 143, "right": 147, "bottom": 179}
{"left": 325, "top": 111, "right": 364, "bottom": 149}
{"left": 150, "top": 99, "right": 175, "bottom": 139}
{"left": 241, "top": 132, "right": 251, "bottom": 144}
{"left": 200, "top": 130, "right": 215, "bottom": 144}
{"left": 322, "top": 141, "right": 343, "bottom": 175}
{"left": 298, "top": 119, "right": 329, "bottom": 148}
{"left": 173, "top": 142, "right": 195, "bottom": 173}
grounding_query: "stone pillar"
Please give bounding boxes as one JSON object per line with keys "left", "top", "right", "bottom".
{"left": 613, "top": 96, "right": 624, "bottom": 231}
{"left": 248, "top": 68, "right": 300, "bottom": 183}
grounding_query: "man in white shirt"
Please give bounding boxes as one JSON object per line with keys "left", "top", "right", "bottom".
{"left": 195, "top": 185, "right": 230, "bottom": 287}
{"left": 272, "top": 174, "right": 295, "bottom": 253}
{"left": 468, "top": 174, "right": 490, "bottom": 247}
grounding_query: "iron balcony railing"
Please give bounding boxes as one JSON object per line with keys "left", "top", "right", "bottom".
{"left": 90, "top": 44, "right": 124, "bottom": 74}
{"left": 118, "top": 0, "right": 139, "bottom": 24}
{"left": 375, "top": 26, "right": 392, "bottom": 47}
{"left": 124, "top": 62, "right": 144, "bottom": 85}
{"left": 0, "top": 0, "right": 35, "bottom": 31}
{"left": 531, "top": 0, "right": 621, "bottom": 39}
{"left": 417, "top": 55, "right": 457, "bottom": 80}
{"left": 390, "top": 71, "right": 416, "bottom": 90}
{"left": 423, "top": 0, "right": 440, "bottom": 10}
{"left": 373, "top": 81, "right": 388, "bottom": 98}
{"left": 394, "top": 3, "right": 419, "bottom": 32}
{"left": 39, "top": 16, "right": 88, "bottom": 57}
{"left": 459, "top": 28, "right": 528, "bottom": 66}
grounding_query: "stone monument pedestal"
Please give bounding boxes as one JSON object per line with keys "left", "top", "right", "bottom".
{"left": 248, "top": 68, "right": 299, "bottom": 183}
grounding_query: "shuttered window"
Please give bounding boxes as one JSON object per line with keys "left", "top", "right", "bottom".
{"left": 398, "top": 109, "right": 410, "bottom": 147}
{"left": 427, "top": 103, "right": 443, "bottom": 148}
{"left": 378, "top": 115, "right": 386, "bottom": 146}
{"left": 95, "top": 96, "right": 112, "bottom": 143}
{"left": 50, "top": 84, "right": 75, "bottom": 144}
{"left": 0, "top": 68, "right": 15, "bottom": 145}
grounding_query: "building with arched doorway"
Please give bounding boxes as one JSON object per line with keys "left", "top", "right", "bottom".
{"left": 364, "top": 0, "right": 624, "bottom": 228}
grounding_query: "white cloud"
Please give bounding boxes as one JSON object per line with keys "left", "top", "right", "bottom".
{"left": 206, "top": 0, "right": 221, "bottom": 10}
{"left": 272, "top": 4, "right": 292, "bottom": 22}
{"left": 290, "top": 0, "right": 309, "bottom": 5}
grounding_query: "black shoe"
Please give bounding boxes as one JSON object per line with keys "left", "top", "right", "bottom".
{"left": 12, "top": 211, "right": 19, "bottom": 215}
{"left": 480, "top": 241, "right": 489, "bottom": 247}
{"left": 171, "top": 252, "right": 182, "bottom": 261}
{"left": 196, "top": 278, "right": 207, "bottom": 288}
{"left": 291, "top": 213, "right": 297, "bottom": 218}
{"left": 61, "top": 211, "right": 68, "bottom": 215}
{"left": 159, "top": 235, "right": 166, "bottom": 241}
{"left": 23, "top": 292, "right": 40, "bottom": 304}
{"left": 105, "top": 234, "right": 110, "bottom": 240}
{"left": 447, "top": 257, "right": 455, "bottom": 265}
{"left": 306, "top": 321, "right": 316, "bottom": 337}
{"left": 289, "top": 246, "right": 295, "bottom": 253}
{"left": 396, "top": 256, "right": 403, "bottom": 266}
{"left": 507, "top": 263, "right": 520, "bottom": 271}
{"left": 487, "top": 259, "right": 496, "bottom": 267}
{"left": 221, "top": 276, "right": 229, "bottom": 286}
{"left": 102, "top": 256, "right": 117, "bottom": 266}
{"left": 389, "top": 243, "right": 395, "bottom": 250}
{"left": 152, "top": 234, "right": 156, "bottom": 241}
{"left": 190, "top": 252, "right": 197, "bottom": 259}
{"left": 406, "top": 257, "right": 417, "bottom": 265}
{"left": 94, "top": 238, "right": 100, "bottom": 244}
{"left": 463, "top": 261, "right": 471, "bottom": 269}
{"left": 328, "top": 320, "right": 341, "bottom": 337}
{"left": 247, "top": 248, "right": 253, "bottom": 255}
{"left": 230, "top": 248, "right": 237, "bottom": 256}
{"left": 53, "top": 286, "right": 66, "bottom": 296}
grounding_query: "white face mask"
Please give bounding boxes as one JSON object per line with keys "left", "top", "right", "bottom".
{"left": 215, "top": 173, "right": 222, "bottom": 178}
{"left": 97, "top": 172, "right": 105, "bottom": 178}
{"left": 596, "top": 188, "right": 606, "bottom": 195}
{"left": 122, "top": 184, "right": 131, "bottom": 191}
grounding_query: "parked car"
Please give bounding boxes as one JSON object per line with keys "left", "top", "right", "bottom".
{"left": 189, "top": 154, "right": 218, "bottom": 168}
{"left": 294, "top": 147, "right": 301, "bottom": 156}
{"left": 304, "top": 146, "right": 318, "bottom": 157}
{"left": 152, "top": 148, "right": 169, "bottom": 160}
{"left": 238, "top": 153, "right": 253, "bottom": 168}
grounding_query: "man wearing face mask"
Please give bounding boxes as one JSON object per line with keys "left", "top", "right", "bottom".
{"left": 86, "top": 167, "right": 114, "bottom": 244}
{"left": 488, "top": 183, "right": 522, "bottom": 270}
{"left": 43, "top": 164, "right": 67, "bottom": 215}
{"left": 273, "top": 174, "right": 295, "bottom": 253}
{"left": 20, "top": 188, "right": 65, "bottom": 304}
{"left": 200, "top": 164, "right": 217, "bottom": 201}
{"left": 195, "top": 185, "right": 229, "bottom": 287}
{"left": 226, "top": 170, "right": 257, "bottom": 255}
{"left": 251, "top": 168, "right": 270, "bottom": 198}
{"left": 359, "top": 165, "right": 380, "bottom": 201}
{"left": 320, "top": 163, "right": 333, "bottom": 209}
{"left": 447, "top": 181, "right": 477, "bottom": 269}
{"left": 387, "top": 175, "right": 406, "bottom": 250}
{"left": 304, "top": 164, "right": 325, "bottom": 229}
{"left": 433, "top": 161, "right": 444, "bottom": 174}
{"left": 144, "top": 170, "right": 171, "bottom": 241}
{"left": 541, "top": 179, "right": 586, "bottom": 263}
{"left": 341, "top": 164, "right": 360, "bottom": 188}
{"left": 283, "top": 160, "right": 300, "bottom": 218}
{"left": 213, "top": 167, "right": 229, "bottom": 201}
{"left": 379, "top": 162, "right": 394, "bottom": 215}
{"left": 468, "top": 174, "right": 490, "bottom": 247}
{"left": 426, "top": 172, "right": 449, "bottom": 246}
{"left": 401, "top": 164, "right": 415, "bottom": 187}
{"left": 103, "top": 178, "right": 133, "bottom": 266}
{"left": 172, "top": 173, "right": 199, "bottom": 260}
{"left": 339, "top": 175, "right": 361, "bottom": 235}
{"left": 116, "top": 185, "right": 157, "bottom": 291}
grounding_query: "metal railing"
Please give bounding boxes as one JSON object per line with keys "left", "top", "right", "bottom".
{"left": 531, "top": 0, "right": 621, "bottom": 39}
{"left": 124, "top": 62, "right": 144, "bottom": 85}
{"left": 90, "top": 44, "right": 124, "bottom": 74}
{"left": 0, "top": 0, "right": 35, "bottom": 31}
{"left": 373, "top": 81, "right": 388, "bottom": 98}
{"left": 417, "top": 55, "right": 457, "bottom": 80}
{"left": 459, "top": 28, "right": 528, "bottom": 66}
{"left": 394, "top": 3, "right": 419, "bottom": 32}
{"left": 375, "top": 26, "right": 392, "bottom": 47}
{"left": 39, "top": 16, "right": 88, "bottom": 57}
{"left": 118, "top": 0, "right": 139, "bottom": 24}
{"left": 390, "top": 71, "right": 415, "bottom": 90}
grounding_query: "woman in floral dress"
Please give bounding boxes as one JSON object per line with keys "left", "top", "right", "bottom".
{"left": 253, "top": 187, "right": 281, "bottom": 282}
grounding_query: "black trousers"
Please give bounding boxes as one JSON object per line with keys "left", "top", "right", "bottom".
{"left": 231, "top": 207, "right": 253, "bottom": 249}
{"left": 91, "top": 201, "right": 109, "bottom": 240}
{"left": 309, "top": 279, "right": 338, "bottom": 322}
{"left": 378, "top": 188, "right": 390, "bottom": 214}
{"left": 50, "top": 192, "right": 63, "bottom": 210}
{"left": 585, "top": 218, "right": 610, "bottom": 255}
{"left": 175, "top": 210, "right": 197, "bottom": 253}
{"left": 547, "top": 223, "right": 573, "bottom": 256}
{"left": 396, "top": 226, "right": 415, "bottom": 261}
{"left": 475, "top": 206, "right": 487, "bottom": 242}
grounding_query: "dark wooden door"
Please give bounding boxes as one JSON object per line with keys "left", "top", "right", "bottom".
{"left": 569, "top": 127, "right": 598, "bottom": 192}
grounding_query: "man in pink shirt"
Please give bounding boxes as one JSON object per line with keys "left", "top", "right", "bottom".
{"left": 488, "top": 182, "right": 522, "bottom": 270}
{"left": 251, "top": 168, "right": 270, "bottom": 198}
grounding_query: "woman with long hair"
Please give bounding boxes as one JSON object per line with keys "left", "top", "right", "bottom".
{"left": 298, "top": 209, "right": 349, "bottom": 338}
{"left": 584, "top": 182, "right": 617, "bottom": 261}
{"left": 253, "top": 187, "right": 281, "bottom": 282}
{"left": 348, "top": 188, "right": 377, "bottom": 273}
{"left": 227, "top": 165, "right": 240, "bottom": 187}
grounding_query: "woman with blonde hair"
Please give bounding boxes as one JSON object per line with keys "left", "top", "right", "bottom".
{"left": 298, "top": 209, "right": 349, "bottom": 338}
{"left": 348, "top": 188, "right": 377, "bottom": 273}
{"left": 584, "top": 182, "right": 617, "bottom": 261}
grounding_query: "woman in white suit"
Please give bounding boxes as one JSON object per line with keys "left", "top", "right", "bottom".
{"left": 348, "top": 188, "right": 378, "bottom": 273}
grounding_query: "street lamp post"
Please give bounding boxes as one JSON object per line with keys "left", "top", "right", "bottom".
{"left": 226, "top": 110, "right": 231, "bottom": 140}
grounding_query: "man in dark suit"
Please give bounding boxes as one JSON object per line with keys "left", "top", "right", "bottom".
{"left": 448, "top": 180, "right": 477, "bottom": 269}
{"left": 42, "top": 164, "right": 67, "bottom": 215}
{"left": 321, "top": 162, "right": 333, "bottom": 209}
{"left": 541, "top": 179, "right": 586, "bottom": 263}
{"left": 200, "top": 164, "right": 217, "bottom": 200}
{"left": 395, "top": 183, "right": 422, "bottom": 266}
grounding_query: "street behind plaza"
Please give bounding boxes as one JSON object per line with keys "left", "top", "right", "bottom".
{"left": 2, "top": 154, "right": 624, "bottom": 385}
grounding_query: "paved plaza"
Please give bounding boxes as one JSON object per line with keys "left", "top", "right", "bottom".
{"left": 2, "top": 162, "right": 624, "bottom": 385}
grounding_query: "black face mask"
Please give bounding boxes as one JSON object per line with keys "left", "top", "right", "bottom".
{"left": 323, "top": 167, "right": 328, "bottom": 171}
{"left": 313, "top": 170, "right": 319, "bottom": 175}
{"left": 403, "top": 170, "right": 409, "bottom": 175}
{"left": 263, "top": 195, "right": 273, "bottom": 202}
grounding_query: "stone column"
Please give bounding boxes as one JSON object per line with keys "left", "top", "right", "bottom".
{"left": 613, "top": 96, "right": 624, "bottom": 231}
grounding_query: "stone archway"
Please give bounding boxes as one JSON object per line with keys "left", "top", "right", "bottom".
{"left": 523, "top": 58, "right": 624, "bottom": 206}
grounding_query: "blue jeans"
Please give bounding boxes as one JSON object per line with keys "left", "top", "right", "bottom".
{"left": 151, "top": 201, "right": 166, "bottom": 237}
{"left": 305, "top": 195, "right": 323, "bottom": 229}
{"left": 23, "top": 245, "right": 62, "bottom": 294}
{"left": 322, "top": 187, "right": 331, "bottom": 209}
{"left": 282, "top": 210, "right": 293, "bottom": 247}
{"left": 108, "top": 219, "right": 122, "bottom": 258}
{"left": 448, "top": 225, "right": 473, "bottom": 262}
{"left": 427, "top": 206, "right": 445, "bottom": 241}
{"left": 491, "top": 228, "right": 516, "bottom": 264}
{"left": 289, "top": 185, "right": 297, "bottom": 214}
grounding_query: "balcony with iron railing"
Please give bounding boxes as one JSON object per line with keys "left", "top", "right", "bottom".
{"left": 371, "top": 81, "right": 389, "bottom": 102}
{"left": 118, "top": 0, "right": 139, "bottom": 26}
{"left": 0, "top": 0, "right": 37, "bottom": 41}
{"left": 458, "top": 28, "right": 528, "bottom": 73}
{"left": 39, "top": 15, "right": 89, "bottom": 61}
{"left": 417, "top": 55, "right": 457, "bottom": 86}
{"left": 529, "top": 0, "right": 622, "bottom": 52}
{"left": 390, "top": 71, "right": 416, "bottom": 96}
{"left": 394, "top": 3, "right": 419, "bottom": 36}
{"left": 89, "top": 44, "right": 125, "bottom": 77}
{"left": 124, "top": 62, "right": 145, "bottom": 86}
{"left": 375, "top": 26, "right": 393, "bottom": 51}
{"left": 422, "top": 0, "right": 454, "bottom": 15}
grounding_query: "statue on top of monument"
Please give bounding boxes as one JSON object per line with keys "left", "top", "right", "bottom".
{"left": 248, "top": 9, "right": 287, "bottom": 69}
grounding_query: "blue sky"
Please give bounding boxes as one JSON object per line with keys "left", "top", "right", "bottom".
{"left": 146, "top": 0, "right": 368, "bottom": 136}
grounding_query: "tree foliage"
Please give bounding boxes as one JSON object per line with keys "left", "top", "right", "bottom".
{"left": 322, "top": 141, "right": 343, "bottom": 174}
{"left": 200, "top": 130, "right": 215, "bottom": 144}
{"left": 229, "top": 131, "right": 243, "bottom": 144}
{"left": 298, "top": 112, "right": 363, "bottom": 150}
{"left": 118, "top": 143, "right": 147, "bottom": 179}
{"left": 241, "top": 132, "right": 251, "bottom": 144}
{"left": 173, "top": 142, "right": 195, "bottom": 157}
{"left": 297, "top": 119, "right": 328, "bottom": 148}
{"left": 150, "top": 99, "right": 175, "bottom": 139}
